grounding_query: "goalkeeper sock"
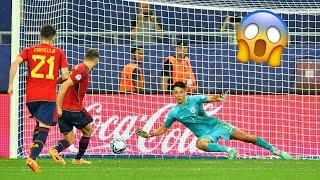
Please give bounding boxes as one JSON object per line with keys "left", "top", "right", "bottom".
{"left": 207, "top": 143, "right": 229, "bottom": 152}
{"left": 55, "top": 139, "right": 71, "bottom": 153}
{"left": 30, "top": 127, "right": 49, "bottom": 160}
{"left": 32, "top": 122, "right": 40, "bottom": 142}
{"left": 75, "top": 136, "right": 90, "bottom": 160}
{"left": 254, "top": 137, "right": 276, "bottom": 152}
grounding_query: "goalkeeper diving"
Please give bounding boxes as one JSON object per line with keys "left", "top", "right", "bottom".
{"left": 136, "top": 82, "right": 291, "bottom": 159}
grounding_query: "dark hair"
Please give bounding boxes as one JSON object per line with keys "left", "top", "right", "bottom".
{"left": 85, "top": 48, "right": 99, "bottom": 60}
{"left": 176, "top": 41, "right": 188, "bottom": 47}
{"left": 40, "top": 24, "right": 56, "bottom": 39}
{"left": 131, "top": 46, "right": 143, "bottom": 54}
{"left": 143, "top": 10, "right": 154, "bottom": 16}
{"left": 173, "top": 82, "right": 186, "bottom": 89}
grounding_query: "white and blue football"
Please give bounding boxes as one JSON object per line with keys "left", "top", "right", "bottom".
{"left": 110, "top": 138, "right": 126, "bottom": 154}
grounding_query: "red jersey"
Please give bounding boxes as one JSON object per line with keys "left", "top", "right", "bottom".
{"left": 19, "top": 43, "right": 68, "bottom": 102}
{"left": 62, "top": 63, "right": 90, "bottom": 111}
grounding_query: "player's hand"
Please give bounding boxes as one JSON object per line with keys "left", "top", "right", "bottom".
{"left": 135, "top": 129, "right": 150, "bottom": 138}
{"left": 150, "top": 15, "right": 157, "bottom": 22}
{"left": 7, "top": 85, "right": 13, "bottom": 96}
{"left": 218, "top": 90, "right": 230, "bottom": 102}
{"left": 57, "top": 108, "right": 62, "bottom": 118}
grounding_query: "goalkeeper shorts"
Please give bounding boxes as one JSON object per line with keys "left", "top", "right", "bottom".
{"left": 200, "top": 121, "right": 237, "bottom": 143}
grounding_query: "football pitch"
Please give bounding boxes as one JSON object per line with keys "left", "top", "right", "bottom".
{"left": 0, "top": 158, "right": 320, "bottom": 180}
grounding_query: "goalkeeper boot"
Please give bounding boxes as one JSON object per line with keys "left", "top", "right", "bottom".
{"left": 48, "top": 147, "right": 66, "bottom": 165}
{"left": 227, "top": 148, "right": 238, "bottom": 160}
{"left": 26, "top": 157, "right": 40, "bottom": 173}
{"left": 72, "top": 158, "right": 92, "bottom": 165}
{"left": 273, "top": 149, "right": 292, "bottom": 160}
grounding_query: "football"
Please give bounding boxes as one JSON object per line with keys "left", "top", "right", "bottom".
{"left": 110, "top": 138, "right": 127, "bottom": 154}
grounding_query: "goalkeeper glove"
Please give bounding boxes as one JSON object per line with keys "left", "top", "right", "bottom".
{"left": 135, "top": 129, "right": 150, "bottom": 138}
{"left": 218, "top": 90, "right": 229, "bottom": 102}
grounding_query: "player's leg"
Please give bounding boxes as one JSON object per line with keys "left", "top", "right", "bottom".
{"left": 49, "top": 131, "right": 73, "bottom": 165}
{"left": 49, "top": 111, "right": 73, "bottom": 164}
{"left": 30, "top": 121, "right": 51, "bottom": 158}
{"left": 28, "top": 102, "right": 57, "bottom": 160}
{"left": 196, "top": 137, "right": 237, "bottom": 159}
{"left": 32, "top": 121, "right": 40, "bottom": 142}
{"left": 196, "top": 138, "right": 228, "bottom": 152}
{"left": 231, "top": 129, "right": 291, "bottom": 159}
{"left": 26, "top": 120, "right": 50, "bottom": 172}
{"left": 27, "top": 103, "right": 41, "bottom": 144}
{"left": 71, "top": 110, "right": 93, "bottom": 164}
{"left": 53, "top": 131, "right": 74, "bottom": 153}
{"left": 231, "top": 129, "right": 268, "bottom": 147}
{"left": 72, "top": 123, "right": 93, "bottom": 164}
{"left": 29, "top": 121, "right": 40, "bottom": 155}
{"left": 200, "top": 118, "right": 237, "bottom": 159}
{"left": 26, "top": 102, "right": 56, "bottom": 172}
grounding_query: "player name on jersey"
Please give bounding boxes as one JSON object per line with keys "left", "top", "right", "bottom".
{"left": 33, "top": 48, "right": 56, "bottom": 54}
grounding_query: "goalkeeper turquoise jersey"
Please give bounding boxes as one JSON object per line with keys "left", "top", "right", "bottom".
{"left": 164, "top": 95, "right": 222, "bottom": 138}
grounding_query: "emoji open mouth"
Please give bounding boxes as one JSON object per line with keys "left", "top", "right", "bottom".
{"left": 254, "top": 39, "right": 266, "bottom": 57}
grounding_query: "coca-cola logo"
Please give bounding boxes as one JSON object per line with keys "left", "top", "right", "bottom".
{"left": 82, "top": 102, "right": 223, "bottom": 154}
{"left": 22, "top": 95, "right": 320, "bottom": 157}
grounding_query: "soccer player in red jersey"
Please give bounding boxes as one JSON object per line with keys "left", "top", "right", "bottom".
{"left": 48, "top": 49, "right": 99, "bottom": 165}
{"left": 8, "top": 24, "right": 69, "bottom": 172}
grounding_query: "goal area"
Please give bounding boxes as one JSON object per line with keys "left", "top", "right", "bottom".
{"left": 10, "top": 0, "right": 320, "bottom": 159}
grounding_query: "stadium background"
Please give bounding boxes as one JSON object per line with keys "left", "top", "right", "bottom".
{"left": 0, "top": 0, "right": 319, "bottom": 158}
{"left": 1, "top": 0, "right": 319, "bottom": 93}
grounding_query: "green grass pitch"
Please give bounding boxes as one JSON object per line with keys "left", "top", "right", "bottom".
{"left": 0, "top": 158, "right": 320, "bottom": 180}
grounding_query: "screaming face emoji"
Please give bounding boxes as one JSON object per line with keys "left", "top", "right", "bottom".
{"left": 236, "top": 10, "right": 288, "bottom": 67}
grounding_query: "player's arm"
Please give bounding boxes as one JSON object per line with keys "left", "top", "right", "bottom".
{"left": 134, "top": 80, "right": 144, "bottom": 94}
{"left": 57, "top": 76, "right": 66, "bottom": 84}
{"left": 8, "top": 56, "right": 24, "bottom": 95}
{"left": 61, "top": 67, "right": 69, "bottom": 80}
{"left": 131, "top": 15, "right": 141, "bottom": 40}
{"left": 56, "top": 78, "right": 74, "bottom": 116}
{"left": 131, "top": 23, "right": 138, "bottom": 40}
{"left": 132, "top": 68, "right": 144, "bottom": 94}
{"left": 57, "top": 50, "right": 70, "bottom": 84}
{"left": 136, "top": 109, "right": 175, "bottom": 138}
{"left": 207, "top": 90, "right": 230, "bottom": 102}
{"left": 150, "top": 13, "right": 163, "bottom": 32}
{"left": 135, "top": 125, "right": 168, "bottom": 138}
{"left": 221, "top": 16, "right": 231, "bottom": 32}
{"left": 161, "top": 58, "right": 171, "bottom": 91}
{"left": 161, "top": 77, "right": 169, "bottom": 91}
{"left": 57, "top": 68, "right": 70, "bottom": 84}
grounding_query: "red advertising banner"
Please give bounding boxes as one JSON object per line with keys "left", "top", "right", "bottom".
{"left": 21, "top": 94, "right": 320, "bottom": 158}
{"left": 0, "top": 94, "right": 10, "bottom": 158}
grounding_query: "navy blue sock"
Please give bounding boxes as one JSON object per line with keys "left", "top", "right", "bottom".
{"left": 55, "top": 139, "right": 71, "bottom": 153}
{"left": 30, "top": 127, "right": 49, "bottom": 160}
{"left": 75, "top": 136, "right": 90, "bottom": 160}
{"left": 32, "top": 122, "right": 40, "bottom": 142}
